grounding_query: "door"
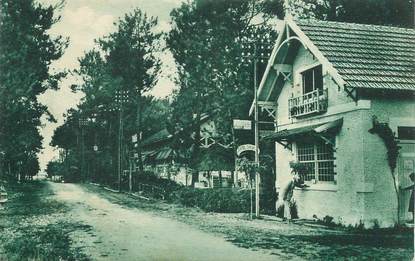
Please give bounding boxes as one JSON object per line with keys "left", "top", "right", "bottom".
{"left": 397, "top": 143, "right": 415, "bottom": 223}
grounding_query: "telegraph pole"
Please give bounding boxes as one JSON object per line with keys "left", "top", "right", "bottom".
{"left": 115, "top": 90, "right": 129, "bottom": 192}
{"left": 254, "top": 44, "right": 260, "bottom": 217}
{"left": 239, "top": 30, "right": 273, "bottom": 218}
{"left": 79, "top": 117, "right": 88, "bottom": 182}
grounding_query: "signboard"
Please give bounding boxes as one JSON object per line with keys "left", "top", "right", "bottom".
{"left": 237, "top": 144, "right": 257, "bottom": 156}
{"left": 233, "top": 119, "right": 252, "bottom": 130}
{"left": 132, "top": 134, "right": 138, "bottom": 143}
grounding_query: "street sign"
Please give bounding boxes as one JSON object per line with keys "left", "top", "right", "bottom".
{"left": 233, "top": 119, "right": 252, "bottom": 130}
{"left": 237, "top": 144, "right": 258, "bottom": 156}
{"left": 132, "top": 134, "right": 138, "bottom": 143}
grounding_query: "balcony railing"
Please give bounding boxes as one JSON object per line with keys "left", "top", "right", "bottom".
{"left": 288, "top": 89, "right": 328, "bottom": 118}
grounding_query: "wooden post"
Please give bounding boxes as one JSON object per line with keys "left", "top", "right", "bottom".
{"left": 129, "top": 156, "right": 132, "bottom": 193}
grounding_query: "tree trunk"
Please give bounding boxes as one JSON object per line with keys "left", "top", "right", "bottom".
{"left": 219, "top": 170, "right": 223, "bottom": 187}
{"left": 191, "top": 113, "right": 201, "bottom": 187}
{"left": 228, "top": 108, "right": 238, "bottom": 187}
{"left": 191, "top": 169, "right": 199, "bottom": 187}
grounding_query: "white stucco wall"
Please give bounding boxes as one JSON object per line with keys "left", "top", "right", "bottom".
{"left": 275, "top": 110, "right": 369, "bottom": 226}
{"left": 171, "top": 166, "right": 192, "bottom": 186}
{"left": 275, "top": 98, "right": 415, "bottom": 227}
{"left": 359, "top": 97, "right": 415, "bottom": 227}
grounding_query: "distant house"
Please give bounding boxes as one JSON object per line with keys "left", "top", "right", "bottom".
{"left": 138, "top": 115, "right": 236, "bottom": 188}
{"left": 256, "top": 18, "right": 415, "bottom": 227}
{"left": 140, "top": 128, "right": 191, "bottom": 186}
{"left": 195, "top": 114, "right": 235, "bottom": 188}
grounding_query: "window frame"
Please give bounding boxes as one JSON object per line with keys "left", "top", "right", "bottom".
{"left": 296, "top": 138, "right": 336, "bottom": 183}
{"left": 397, "top": 126, "right": 415, "bottom": 141}
{"left": 297, "top": 63, "right": 324, "bottom": 95}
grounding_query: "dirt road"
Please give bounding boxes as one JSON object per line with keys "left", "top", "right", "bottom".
{"left": 50, "top": 182, "right": 278, "bottom": 261}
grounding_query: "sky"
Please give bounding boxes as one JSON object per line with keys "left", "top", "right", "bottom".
{"left": 37, "top": 0, "right": 184, "bottom": 173}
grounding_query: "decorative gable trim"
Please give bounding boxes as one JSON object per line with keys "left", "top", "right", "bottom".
{"left": 250, "top": 18, "right": 349, "bottom": 116}
{"left": 286, "top": 18, "right": 346, "bottom": 89}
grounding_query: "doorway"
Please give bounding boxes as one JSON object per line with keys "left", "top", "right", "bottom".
{"left": 398, "top": 143, "right": 415, "bottom": 223}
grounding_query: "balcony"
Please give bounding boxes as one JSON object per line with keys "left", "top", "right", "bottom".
{"left": 288, "top": 89, "right": 328, "bottom": 118}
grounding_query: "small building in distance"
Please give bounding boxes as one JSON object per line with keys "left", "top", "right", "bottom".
{"left": 137, "top": 114, "right": 237, "bottom": 188}
{"left": 139, "top": 128, "right": 191, "bottom": 186}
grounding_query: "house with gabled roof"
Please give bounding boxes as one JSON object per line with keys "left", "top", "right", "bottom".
{"left": 255, "top": 18, "right": 415, "bottom": 227}
{"left": 139, "top": 128, "right": 191, "bottom": 186}
{"left": 137, "top": 114, "right": 236, "bottom": 188}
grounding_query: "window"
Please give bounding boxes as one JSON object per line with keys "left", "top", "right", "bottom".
{"left": 301, "top": 65, "right": 323, "bottom": 94}
{"left": 398, "top": 126, "right": 415, "bottom": 140}
{"left": 297, "top": 139, "right": 335, "bottom": 182}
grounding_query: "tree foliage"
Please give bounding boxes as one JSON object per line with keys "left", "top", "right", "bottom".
{"left": 0, "top": 0, "right": 67, "bottom": 180}
{"left": 167, "top": 0, "right": 283, "bottom": 185}
{"left": 51, "top": 8, "right": 164, "bottom": 186}
{"left": 288, "top": 0, "right": 414, "bottom": 27}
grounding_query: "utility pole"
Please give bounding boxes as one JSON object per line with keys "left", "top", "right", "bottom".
{"left": 239, "top": 30, "right": 273, "bottom": 218}
{"left": 79, "top": 117, "right": 89, "bottom": 182}
{"left": 115, "top": 90, "right": 129, "bottom": 192}
{"left": 253, "top": 44, "right": 260, "bottom": 217}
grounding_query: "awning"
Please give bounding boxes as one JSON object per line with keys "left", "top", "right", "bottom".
{"left": 155, "top": 148, "right": 173, "bottom": 161}
{"left": 142, "top": 150, "right": 157, "bottom": 156}
{"left": 141, "top": 150, "right": 158, "bottom": 163}
{"left": 262, "top": 118, "right": 343, "bottom": 145}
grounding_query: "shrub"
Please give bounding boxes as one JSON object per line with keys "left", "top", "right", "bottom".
{"left": 171, "top": 187, "right": 251, "bottom": 213}
{"left": 133, "top": 171, "right": 183, "bottom": 199}
{"left": 133, "top": 172, "right": 253, "bottom": 213}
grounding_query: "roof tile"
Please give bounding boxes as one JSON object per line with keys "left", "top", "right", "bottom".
{"left": 297, "top": 20, "right": 415, "bottom": 91}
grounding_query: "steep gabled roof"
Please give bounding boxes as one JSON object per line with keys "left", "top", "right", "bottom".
{"left": 141, "top": 129, "right": 172, "bottom": 147}
{"left": 296, "top": 20, "right": 415, "bottom": 91}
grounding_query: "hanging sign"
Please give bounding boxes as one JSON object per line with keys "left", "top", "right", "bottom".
{"left": 233, "top": 119, "right": 252, "bottom": 130}
{"left": 237, "top": 144, "right": 257, "bottom": 156}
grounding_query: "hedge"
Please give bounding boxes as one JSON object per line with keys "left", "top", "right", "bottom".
{"left": 134, "top": 171, "right": 278, "bottom": 214}
{"left": 171, "top": 187, "right": 252, "bottom": 213}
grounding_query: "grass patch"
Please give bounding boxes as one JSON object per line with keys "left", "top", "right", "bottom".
{"left": 1, "top": 181, "right": 67, "bottom": 217}
{"left": 0, "top": 180, "right": 90, "bottom": 261}
{"left": 4, "top": 222, "right": 90, "bottom": 261}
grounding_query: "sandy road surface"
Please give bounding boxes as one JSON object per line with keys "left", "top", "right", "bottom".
{"left": 50, "top": 182, "right": 280, "bottom": 261}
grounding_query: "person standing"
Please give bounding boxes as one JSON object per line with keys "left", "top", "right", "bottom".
{"left": 401, "top": 172, "right": 414, "bottom": 222}
{"left": 277, "top": 170, "right": 308, "bottom": 221}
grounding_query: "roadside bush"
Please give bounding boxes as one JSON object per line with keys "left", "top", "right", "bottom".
{"left": 133, "top": 171, "right": 254, "bottom": 213}
{"left": 171, "top": 187, "right": 251, "bottom": 213}
{"left": 133, "top": 171, "right": 183, "bottom": 199}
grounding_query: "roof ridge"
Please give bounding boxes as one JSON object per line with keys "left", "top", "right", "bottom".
{"left": 295, "top": 18, "right": 415, "bottom": 34}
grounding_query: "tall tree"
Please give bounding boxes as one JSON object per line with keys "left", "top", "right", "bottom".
{"left": 99, "top": 8, "right": 162, "bottom": 175}
{"left": 0, "top": 0, "right": 67, "bottom": 180}
{"left": 54, "top": 21, "right": 166, "bottom": 185}
{"left": 167, "top": 0, "right": 283, "bottom": 186}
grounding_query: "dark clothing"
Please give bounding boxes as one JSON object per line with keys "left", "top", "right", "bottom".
{"left": 409, "top": 188, "right": 414, "bottom": 212}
